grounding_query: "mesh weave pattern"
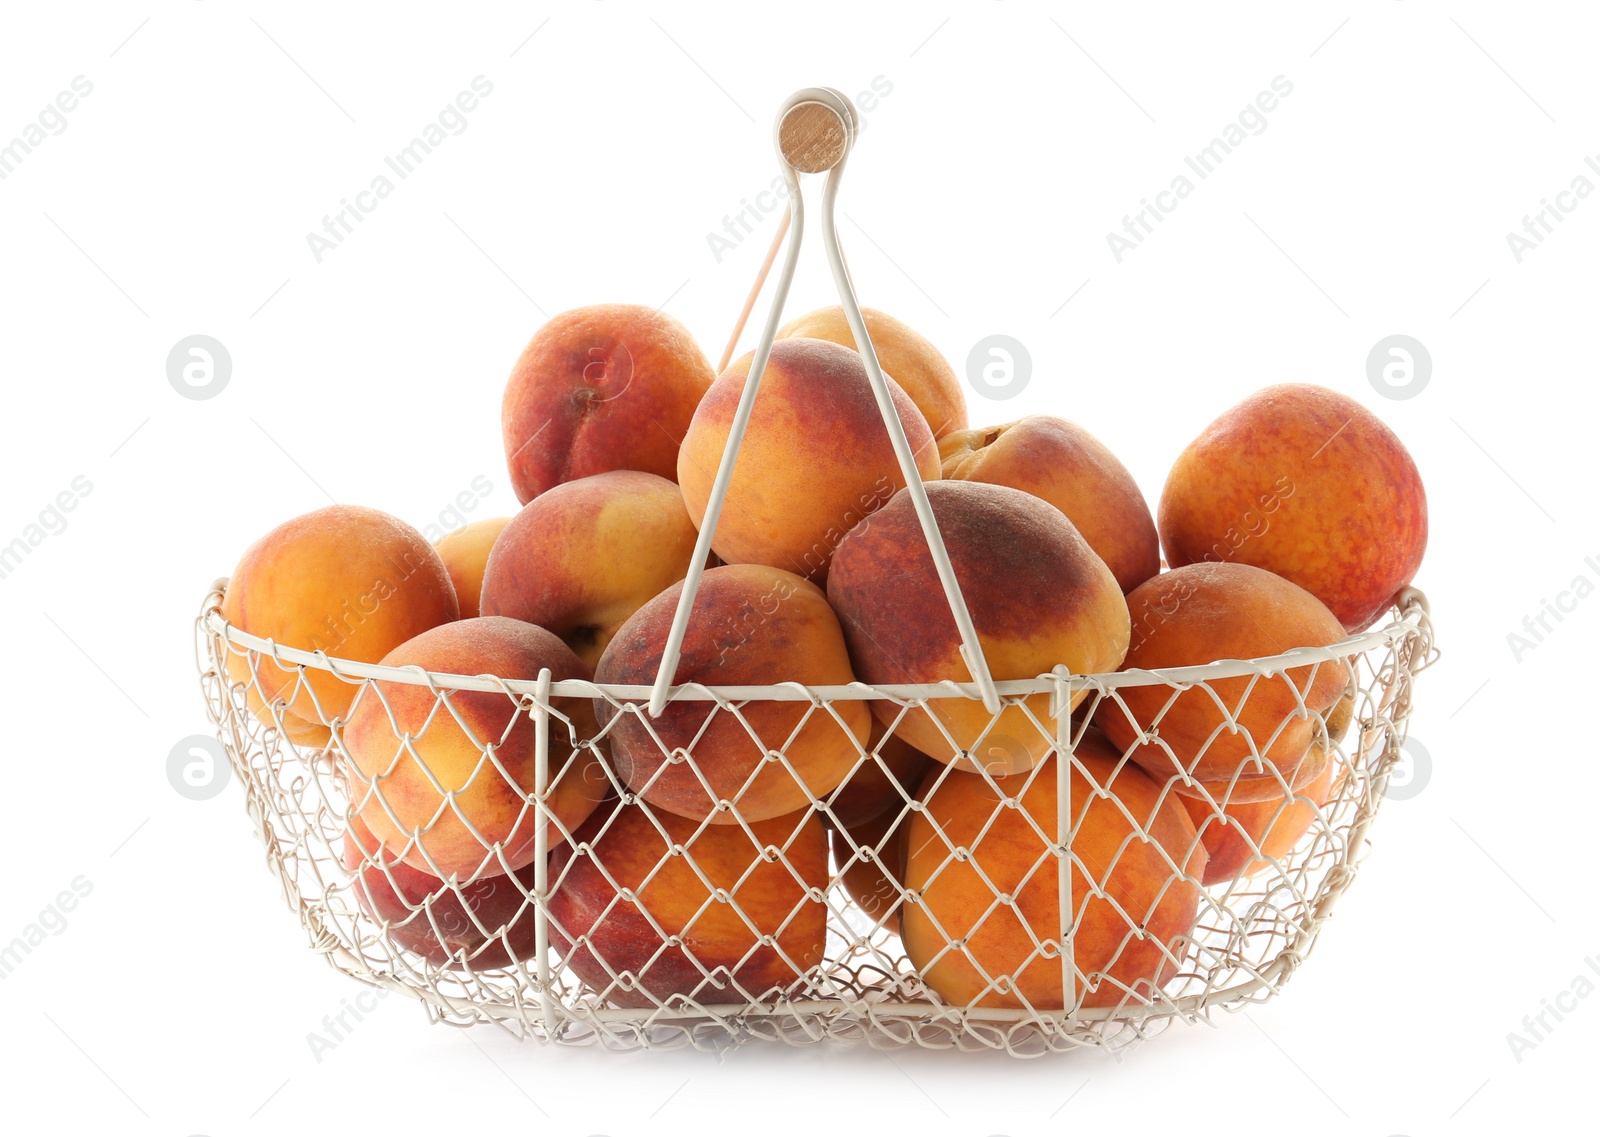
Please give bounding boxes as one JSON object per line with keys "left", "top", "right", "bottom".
{"left": 194, "top": 585, "right": 1434, "bottom": 1057}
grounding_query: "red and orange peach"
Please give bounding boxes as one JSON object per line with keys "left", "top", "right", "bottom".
{"left": 1159, "top": 383, "right": 1428, "bottom": 632}
{"left": 827, "top": 480, "right": 1130, "bottom": 774}
{"left": 677, "top": 337, "right": 940, "bottom": 582}
{"left": 502, "top": 304, "right": 715, "bottom": 504}
{"left": 594, "top": 564, "right": 870, "bottom": 823}
{"left": 434, "top": 517, "right": 511, "bottom": 620}
{"left": 480, "top": 470, "right": 700, "bottom": 671}
{"left": 775, "top": 305, "right": 968, "bottom": 439}
{"left": 1100, "top": 561, "right": 1348, "bottom": 802}
{"left": 549, "top": 803, "right": 828, "bottom": 1008}
{"left": 902, "top": 745, "right": 1206, "bottom": 1010}
{"left": 343, "top": 616, "right": 608, "bottom": 880}
{"left": 343, "top": 814, "right": 540, "bottom": 969}
{"left": 1181, "top": 744, "right": 1337, "bottom": 886}
{"left": 222, "top": 505, "right": 460, "bottom": 743}
{"left": 940, "top": 415, "right": 1160, "bottom": 593}
{"left": 824, "top": 720, "right": 932, "bottom": 828}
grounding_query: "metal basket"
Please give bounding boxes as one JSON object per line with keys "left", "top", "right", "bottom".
{"left": 194, "top": 582, "right": 1433, "bottom": 1057}
{"left": 193, "top": 88, "right": 1437, "bottom": 1055}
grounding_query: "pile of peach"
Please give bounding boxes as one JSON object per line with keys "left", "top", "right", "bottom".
{"left": 221, "top": 302, "right": 1427, "bottom": 1012}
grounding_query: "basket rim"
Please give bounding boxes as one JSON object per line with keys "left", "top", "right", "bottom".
{"left": 199, "top": 581, "right": 1429, "bottom": 704}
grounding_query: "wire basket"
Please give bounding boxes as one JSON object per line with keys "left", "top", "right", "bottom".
{"left": 193, "top": 580, "right": 1434, "bottom": 1057}
{"left": 195, "top": 88, "right": 1437, "bottom": 1056}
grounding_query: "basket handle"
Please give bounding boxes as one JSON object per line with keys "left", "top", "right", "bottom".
{"left": 646, "top": 88, "right": 1001, "bottom": 718}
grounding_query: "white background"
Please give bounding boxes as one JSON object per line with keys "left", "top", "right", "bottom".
{"left": 1, "top": 1, "right": 1594, "bottom": 1133}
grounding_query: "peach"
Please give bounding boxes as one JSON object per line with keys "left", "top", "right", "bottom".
{"left": 434, "top": 517, "right": 510, "bottom": 619}
{"left": 939, "top": 416, "right": 1159, "bottom": 593}
{"left": 1159, "top": 383, "right": 1428, "bottom": 632}
{"left": 827, "top": 480, "right": 1130, "bottom": 775}
{"left": 1175, "top": 740, "right": 1331, "bottom": 807}
{"left": 502, "top": 305, "right": 715, "bottom": 504}
{"left": 479, "top": 471, "right": 700, "bottom": 671}
{"left": 775, "top": 305, "right": 968, "bottom": 438}
{"left": 240, "top": 681, "right": 330, "bottom": 748}
{"left": 1181, "top": 744, "right": 1337, "bottom": 886}
{"left": 902, "top": 748, "right": 1205, "bottom": 1010}
{"left": 1326, "top": 689, "right": 1357, "bottom": 745}
{"left": 593, "top": 564, "right": 870, "bottom": 824}
{"left": 548, "top": 803, "right": 828, "bottom": 1008}
{"left": 1100, "top": 562, "right": 1348, "bottom": 802}
{"left": 831, "top": 807, "right": 909, "bottom": 934}
{"left": 824, "top": 720, "right": 932, "bottom": 828}
{"left": 343, "top": 616, "right": 608, "bottom": 880}
{"left": 342, "top": 815, "right": 540, "bottom": 969}
{"left": 677, "top": 337, "right": 940, "bottom": 582}
{"left": 221, "top": 505, "right": 459, "bottom": 738}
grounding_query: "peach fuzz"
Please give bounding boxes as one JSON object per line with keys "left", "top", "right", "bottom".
{"left": 826, "top": 480, "right": 1130, "bottom": 775}
{"left": 593, "top": 563, "right": 870, "bottom": 824}
{"left": 221, "top": 505, "right": 459, "bottom": 738}
{"left": 677, "top": 337, "right": 940, "bottom": 583}
{"left": 502, "top": 304, "right": 715, "bottom": 504}
{"left": 434, "top": 516, "right": 511, "bottom": 620}
{"left": 775, "top": 305, "right": 968, "bottom": 438}
{"left": 1100, "top": 561, "right": 1348, "bottom": 802}
{"left": 902, "top": 746, "right": 1206, "bottom": 1010}
{"left": 1159, "top": 383, "right": 1427, "bottom": 632}
{"left": 479, "top": 470, "right": 699, "bottom": 671}
{"left": 939, "top": 415, "right": 1160, "bottom": 593}
{"left": 548, "top": 804, "right": 828, "bottom": 1009}
{"left": 342, "top": 616, "right": 607, "bottom": 881}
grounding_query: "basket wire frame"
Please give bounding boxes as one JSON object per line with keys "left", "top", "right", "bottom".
{"left": 194, "top": 582, "right": 1435, "bottom": 1057}
{"left": 197, "top": 87, "right": 1436, "bottom": 1056}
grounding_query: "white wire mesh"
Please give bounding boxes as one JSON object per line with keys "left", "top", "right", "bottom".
{"left": 194, "top": 581, "right": 1435, "bottom": 1057}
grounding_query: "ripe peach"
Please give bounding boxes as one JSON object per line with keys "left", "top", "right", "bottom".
{"left": 1100, "top": 562, "right": 1348, "bottom": 802}
{"left": 902, "top": 748, "right": 1205, "bottom": 1010}
{"left": 1175, "top": 739, "right": 1331, "bottom": 807}
{"left": 1084, "top": 719, "right": 1330, "bottom": 807}
{"left": 827, "top": 480, "right": 1130, "bottom": 774}
{"left": 434, "top": 517, "right": 510, "bottom": 619}
{"left": 222, "top": 505, "right": 459, "bottom": 737}
{"left": 240, "top": 683, "right": 330, "bottom": 748}
{"left": 502, "top": 305, "right": 715, "bottom": 504}
{"left": 479, "top": 471, "right": 700, "bottom": 671}
{"left": 939, "top": 416, "right": 1159, "bottom": 593}
{"left": 1326, "top": 690, "right": 1356, "bottom": 745}
{"left": 1159, "top": 383, "right": 1428, "bottom": 632}
{"left": 548, "top": 803, "right": 828, "bottom": 1009}
{"left": 824, "top": 720, "right": 932, "bottom": 828}
{"left": 343, "top": 617, "right": 608, "bottom": 880}
{"left": 1181, "top": 744, "right": 1337, "bottom": 886}
{"left": 342, "top": 815, "right": 540, "bottom": 969}
{"left": 677, "top": 337, "right": 940, "bottom": 582}
{"left": 593, "top": 564, "right": 870, "bottom": 824}
{"left": 775, "top": 305, "right": 968, "bottom": 438}
{"left": 831, "top": 807, "right": 909, "bottom": 934}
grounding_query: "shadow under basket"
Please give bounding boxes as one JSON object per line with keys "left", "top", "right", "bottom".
{"left": 193, "top": 582, "right": 1436, "bottom": 1057}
